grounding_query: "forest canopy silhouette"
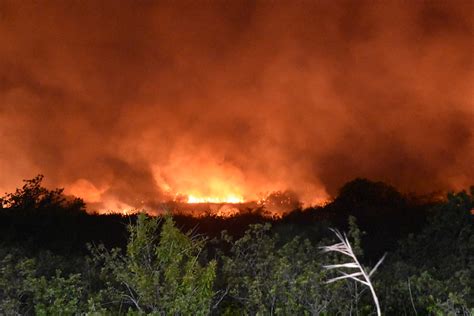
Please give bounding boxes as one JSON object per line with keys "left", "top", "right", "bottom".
{"left": 0, "top": 175, "right": 472, "bottom": 314}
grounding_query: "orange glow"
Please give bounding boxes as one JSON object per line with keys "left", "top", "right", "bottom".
{"left": 187, "top": 194, "right": 244, "bottom": 204}
{"left": 153, "top": 152, "right": 251, "bottom": 206}
{"left": 0, "top": 1, "right": 472, "bottom": 218}
{"left": 214, "top": 204, "right": 240, "bottom": 217}
{"left": 66, "top": 179, "right": 106, "bottom": 203}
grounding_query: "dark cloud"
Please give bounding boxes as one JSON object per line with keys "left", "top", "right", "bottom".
{"left": 0, "top": 0, "right": 472, "bottom": 211}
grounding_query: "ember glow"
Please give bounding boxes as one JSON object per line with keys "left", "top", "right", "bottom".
{"left": 187, "top": 195, "right": 244, "bottom": 204}
{"left": 0, "top": 1, "right": 472, "bottom": 215}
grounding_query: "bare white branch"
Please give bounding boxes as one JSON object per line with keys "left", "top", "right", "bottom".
{"left": 323, "top": 263, "right": 360, "bottom": 269}
{"left": 326, "top": 271, "right": 365, "bottom": 284}
{"left": 369, "top": 253, "right": 387, "bottom": 277}
{"left": 322, "top": 229, "right": 385, "bottom": 316}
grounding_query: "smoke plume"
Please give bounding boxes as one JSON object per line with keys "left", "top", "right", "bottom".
{"left": 1, "top": 1, "right": 472, "bottom": 211}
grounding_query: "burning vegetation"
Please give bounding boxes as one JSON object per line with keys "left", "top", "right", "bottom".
{"left": 0, "top": 175, "right": 472, "bottom": 314}
{"left": 0, "top": 0, "right": 473, "bottom": 314}
{"left": 1, "top": 0, "right": 472, "bottom": 214}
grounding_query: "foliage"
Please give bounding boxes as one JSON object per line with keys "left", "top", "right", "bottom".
{"left": 219, "top": 223, "right": 351, "bottom": 315}
{"left": 0, "top": 252, "right": 92, "bottom": 315}
{"left": 0, "top": 176, "right": 472, "bottom": 315}
{"left": 1, "top": 174, "right": 85, "bottom": 213}
{"left": 0, "top": 253, "right": 35, "bottom": 314}
{"left": 28, "top": 271, "right": 86, "bottom": 315}
{"left": 379, "top": 189, "right": 474, "bottom": 315}
{"left": 91, "top": 213, "right": 217, "bottom": 314}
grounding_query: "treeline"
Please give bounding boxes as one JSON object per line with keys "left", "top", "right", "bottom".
{"left": 0, "top": 176, "right": 472, "bottom": 315}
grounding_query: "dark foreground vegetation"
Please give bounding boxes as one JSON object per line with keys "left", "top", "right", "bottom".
{"left": 1, "top": 176, "right": 472, "bottom": 315}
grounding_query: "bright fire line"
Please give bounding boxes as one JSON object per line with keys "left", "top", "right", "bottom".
{"left": 187, "top": 194, "right": 244, "bottom": 204}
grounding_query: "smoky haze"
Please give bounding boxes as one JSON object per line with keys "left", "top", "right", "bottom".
{"left": 0, "top": 1, "right": 472, "bottom": 211}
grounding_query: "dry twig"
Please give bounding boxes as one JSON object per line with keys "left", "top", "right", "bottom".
{"left": 321, "top": 229, "right": 386, "bottom": 316}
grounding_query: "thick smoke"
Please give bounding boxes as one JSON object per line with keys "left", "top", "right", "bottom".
{"left": 0, "top": 1, "right": 472, "bottom": 211}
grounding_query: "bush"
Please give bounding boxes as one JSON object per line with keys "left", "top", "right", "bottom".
{"left": 90, "top": 213, "right": 216, "bottom": 314}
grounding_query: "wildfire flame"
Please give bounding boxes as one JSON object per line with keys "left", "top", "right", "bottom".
{"left": 186, "top": 194, "right": 244, "bottom": 204}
